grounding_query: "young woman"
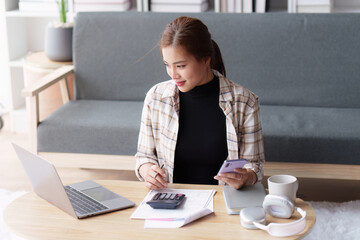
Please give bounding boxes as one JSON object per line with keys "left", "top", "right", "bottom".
{"left": 135, "top": 16, "right": 265, "bottom": 190}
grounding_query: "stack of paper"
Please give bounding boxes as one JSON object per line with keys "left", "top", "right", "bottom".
{"left": 296, "top": 0, "right": 334, "bottom": 13}
{"left": 19, "top": 0, "right": 61, "bottom": 12}
{"left": 73, "top": 0, "right": 132, "bottom": 12}
{"left": 131, "top": 188, "right": 216, "bottom": 228}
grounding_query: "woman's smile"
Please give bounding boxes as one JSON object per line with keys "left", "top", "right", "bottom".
{"left": 175, "top": 80, "right": 186, "bottom": 87}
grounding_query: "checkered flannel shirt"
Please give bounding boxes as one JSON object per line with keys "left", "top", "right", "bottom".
{"left": 135, "top": 71, "right": 265, "bottom": 183}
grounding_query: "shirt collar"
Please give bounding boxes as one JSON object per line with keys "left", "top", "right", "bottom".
{"left": 161, "top": 80, "right": 178, "bottom": 99}
{"left": 215, "top": 70, "right": 233, "bottom": 102}
{"left": 160, "top": 70, "right": 233, "bottom": 102}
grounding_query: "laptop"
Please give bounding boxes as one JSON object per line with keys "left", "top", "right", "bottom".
{"left": 12, "top": 143, "right": 135, "bottom": 219}
{"left": 223, "top": 184, "right": 266, "bottom": 215}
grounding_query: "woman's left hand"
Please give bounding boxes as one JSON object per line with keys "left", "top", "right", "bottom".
{"left": 214, "top": 168, "right": 256, "bottom": 189}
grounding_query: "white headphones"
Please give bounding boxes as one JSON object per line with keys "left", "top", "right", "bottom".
{"left": 263, "top": 194, "right": 295, "bottom": 218}
{"left": 240, "top": 194, "right": 306, "bottom": 237}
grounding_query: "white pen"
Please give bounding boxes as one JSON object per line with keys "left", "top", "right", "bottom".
{"left": 154, "top": 164, "right": 164, "bottom": 179}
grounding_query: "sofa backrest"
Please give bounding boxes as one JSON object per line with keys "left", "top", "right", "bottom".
{"left": 74, "top": 12, "right": 360, "bottom": 108}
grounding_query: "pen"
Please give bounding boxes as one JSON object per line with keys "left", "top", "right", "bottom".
{"left": 154, "top": 164, "right": 164, "bottom": 179}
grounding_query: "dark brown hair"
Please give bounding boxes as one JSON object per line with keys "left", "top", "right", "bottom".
{"left": 159, "top": 16, "right": 226, "bottom": 77}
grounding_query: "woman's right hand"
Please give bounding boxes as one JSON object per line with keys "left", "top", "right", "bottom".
{"left": 139, "top": 163, "right": 168, "bottom": 190}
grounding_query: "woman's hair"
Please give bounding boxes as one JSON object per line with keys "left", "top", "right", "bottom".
{"left": 159, "top": 16, "right": 226, "bottom": 77}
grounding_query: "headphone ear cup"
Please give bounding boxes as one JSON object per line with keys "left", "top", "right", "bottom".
{"left": 263, "top": 195, "right": 295, "bottom": 219}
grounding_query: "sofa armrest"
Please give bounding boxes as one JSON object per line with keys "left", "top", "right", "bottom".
{"left": 21, "top": 65, "right": 74, "bottom": 153}
{"left": 22, "top": 65, "right": 74, "bottom": 98}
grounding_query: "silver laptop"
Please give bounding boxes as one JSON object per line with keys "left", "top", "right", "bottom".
{"left": 12, "top": 143, "right": 135, "bottom": 219}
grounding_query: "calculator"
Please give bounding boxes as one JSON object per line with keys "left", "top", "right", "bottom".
{"left": 146, "top": 192, "right": 186, "bottom": 209}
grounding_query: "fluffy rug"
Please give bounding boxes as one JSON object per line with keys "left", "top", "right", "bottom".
{"left": 0, "top": 189, "right": 26, "bottom": 240}
{"left": 1, "top": 189, "right": 359, "bottom": 240}
{"left": 304, "top": 200, "right": 360, "bottom": 240}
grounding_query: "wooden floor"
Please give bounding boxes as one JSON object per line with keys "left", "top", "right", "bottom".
{"left": 0, "top": 114, "right": 137, "bottom": 192}
{"left": 1, "top": 114, "right": 359, "bottom": 202}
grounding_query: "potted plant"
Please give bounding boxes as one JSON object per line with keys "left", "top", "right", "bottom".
{"left": 44, "top": 0, "right": 73, "bottom": 62}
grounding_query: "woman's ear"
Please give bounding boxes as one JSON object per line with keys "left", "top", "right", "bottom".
{"left": 203, "top": 56, "right": 211, "bottom": 67}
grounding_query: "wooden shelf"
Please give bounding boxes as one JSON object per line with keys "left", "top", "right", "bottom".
{"left": 5, "top": 9, "right": 60, "bottom": 18}
{"left": 9, "top": 57, "right": 24, "bottom": 68}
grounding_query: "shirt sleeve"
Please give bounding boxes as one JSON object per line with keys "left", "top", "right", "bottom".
{"left": 239, "top": 96, "right": 265, "bottom": 182}
{"left": 135, "top": 92, "right": 159, "bottom": 181}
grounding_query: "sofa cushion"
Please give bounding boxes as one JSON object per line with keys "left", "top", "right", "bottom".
{"left": 74, "top": 12, "right": 360, "bottom": 108}
{"left": 38, "top": 100, "right": 143, "bottom": 155}
{"left": 74, "top": 12, "right": 170, "bottom": 101}
{"left": 261, "top": 105, "right": 360, "bottom": 164}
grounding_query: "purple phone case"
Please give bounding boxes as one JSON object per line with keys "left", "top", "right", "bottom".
{"left": 217, "top": 159, "right": 247, "bottom": 175}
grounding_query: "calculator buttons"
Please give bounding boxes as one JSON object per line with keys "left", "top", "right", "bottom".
{"left": 164, "top": 194, "right": 172, "bottom": 200}
{"left": 153, "top": 193, "right": 161, "bottom": 200}
{"left": 158, "top": 193, "right": 167, "bottom": 200}
{"left": 146, "top": 192, "right": 186, "bottom": 209}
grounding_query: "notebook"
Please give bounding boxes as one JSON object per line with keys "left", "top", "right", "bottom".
{"left": 12, "top": 143, "right": 135, "bottom": 219}
{"left": 222, "top": 183, "right": 266, "bottom": 215}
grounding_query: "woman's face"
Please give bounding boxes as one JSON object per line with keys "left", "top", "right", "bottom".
{"left": 162, "top": 45, "right": 212, "bottom": 93}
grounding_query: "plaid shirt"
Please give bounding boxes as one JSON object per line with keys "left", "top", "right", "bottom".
{"left": 135, "top": 71, "right": 265, "bottom": 183}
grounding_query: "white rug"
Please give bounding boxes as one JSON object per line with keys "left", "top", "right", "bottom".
{"left": 304, "top": 200, "right": 360, "bottom": 240}
{"left": 0, "top": 189, "right": 26, "bottom": 240}
{"left": 1, "top": 189, "right": 359, "bottom": 240}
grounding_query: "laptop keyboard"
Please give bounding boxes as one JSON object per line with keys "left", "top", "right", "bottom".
{"left": 65, "top": 186, "right": 109, "bottom": 215}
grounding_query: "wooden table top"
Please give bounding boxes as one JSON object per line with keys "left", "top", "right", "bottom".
{"left": 24, "top": 51, "right": 72, "bottom": 69}
{"left": 4, "top": 180, "right": 316, "bottom": 240}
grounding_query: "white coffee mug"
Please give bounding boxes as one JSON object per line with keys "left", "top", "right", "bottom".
{"left": 267, "top": 175, "right": 298, "bottom": 203}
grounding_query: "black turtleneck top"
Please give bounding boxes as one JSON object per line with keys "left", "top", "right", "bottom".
{"left": 173, "top": 76, "right": 228, "bottom": 185}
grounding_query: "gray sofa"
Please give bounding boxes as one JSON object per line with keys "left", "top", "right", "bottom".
{"left": 37, "top": 12, "right": 360, "bottom": 166}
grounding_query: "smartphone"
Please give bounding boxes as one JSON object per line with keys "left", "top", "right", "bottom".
{"left": 217, "top": 159, "right": 247, "bottom": 176}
